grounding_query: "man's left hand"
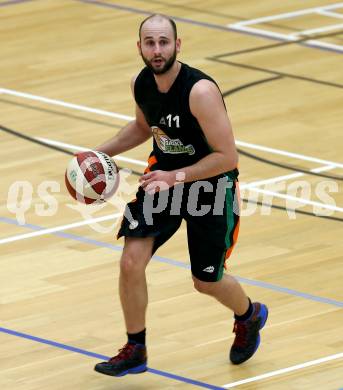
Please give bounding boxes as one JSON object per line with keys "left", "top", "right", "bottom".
{"left": 140, "top": 170, "right": 184, "bottom": 195}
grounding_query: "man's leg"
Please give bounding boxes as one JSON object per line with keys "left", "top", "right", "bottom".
{"left": 193, "top": 274, "right": 268, "bottom": 365}
{"left": 192, "top": 273, "right": 249, "bottom": 314}
{"left": 94, "top": 237, "right": 154, "bottom": 377}
{"left": 186, "top": 177, "right": 268, "bottom": 365}
{"left": 119, "top": 236, "right": 154, "bottom": 333}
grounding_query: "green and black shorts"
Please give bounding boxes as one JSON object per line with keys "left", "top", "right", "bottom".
{"left": 118, "top": 174, "right": 240, "bottom": 282}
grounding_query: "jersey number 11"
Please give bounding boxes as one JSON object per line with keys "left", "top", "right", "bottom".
{"left": 166, "top": 114, "right": 180, "bottom": 128}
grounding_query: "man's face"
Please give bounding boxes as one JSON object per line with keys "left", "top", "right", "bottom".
{"left": 138, "top": 19, "right": 180, "bottom": 75}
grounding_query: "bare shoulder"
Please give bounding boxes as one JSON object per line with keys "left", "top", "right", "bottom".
{"left": 189, "top": 79, "right": 224, "bottom": 116}
{"left": 190, "top": 78, "right": 220, "bottom": 96}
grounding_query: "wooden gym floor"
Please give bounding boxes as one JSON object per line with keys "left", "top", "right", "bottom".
{"left": 0, "top": 0, "right": 342, "bottom": 389}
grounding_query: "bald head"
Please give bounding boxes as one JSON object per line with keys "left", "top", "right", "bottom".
{"left": 139, "top": 14, "right": 177, "bottom": 41}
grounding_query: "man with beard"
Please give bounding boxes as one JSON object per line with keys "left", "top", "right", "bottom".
{"left": 94, "top": 14, "right": 268, "bottom": 377}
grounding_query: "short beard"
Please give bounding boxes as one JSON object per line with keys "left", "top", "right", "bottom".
{"left": 141, "top": 46, "right": 177, "bottom": 75}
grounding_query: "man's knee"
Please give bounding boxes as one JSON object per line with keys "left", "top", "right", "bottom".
{"left": 120, "top": 238, "right": 153, "bottom": 276}
{"left": 192, "top": 275, "right": 218, "bottom": 295}
{"left": 120, "top": 253, "right": 139, "bottom": 276}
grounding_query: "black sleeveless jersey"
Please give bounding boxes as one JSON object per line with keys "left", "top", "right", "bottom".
{"left": 134, "top": 62, "right": 238, "bottom": 180}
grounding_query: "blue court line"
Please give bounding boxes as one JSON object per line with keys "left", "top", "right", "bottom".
{"left": 1, "top": 216, "right": 343, "bottom": 308}
{"left": 0, "top": 326, "right": 225, "bottom": 390}
{"left": 0, "top": 0, "right": 34, "bottom": 7}
{"left": 75, "top": 0, "right": 343, "bottom": 55}
{"left": 235, "top": 276, "right": 343, "bottom": 308}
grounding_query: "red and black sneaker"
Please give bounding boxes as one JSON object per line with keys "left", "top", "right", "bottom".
{"left": 230, "top": 302, "right": 268, "bottom": 365}
{"left": 94, "top": 343, "right": 147, "bottom": 377}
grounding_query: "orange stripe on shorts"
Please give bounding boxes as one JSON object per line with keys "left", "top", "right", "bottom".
{"left": 144, "top": 155, "right": 158, "bottom": 174}
{"left": 224, "top": 181, "right": 240, "bottom": 268}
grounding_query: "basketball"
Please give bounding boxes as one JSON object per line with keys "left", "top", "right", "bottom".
{"left": 65, "top": 151, "right": 119, "bottom": 204}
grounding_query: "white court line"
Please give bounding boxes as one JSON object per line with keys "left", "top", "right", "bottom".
{"left": 228, "top": 25, "right": 295, "bottom": 41}
{"left": 236, "top": 140, "right": 343, "bottom": 169}
{"left": 250, "top": 187, "right": 343, "bottom": 212}
{"left": 290, "top": 23, "right": 343, "bottom": 37}
{"left": 0, "top": 88, "right": 133, "bottom": 121}
{"left": 228, "top": 25, "right": 343, "bottom": 53}
{"left": 228, "top": 3, "right": 343, "bottom": 53}
{"left": 0, "top": 213, "right": 121, "bottom": 245}
{"left": 1, "top": 88, "right": 342, "bottom": 212}
{"left": 222, "top": 352, "right": 343, "bottom": 388}
{"left": 36, "top": 136, "right": 340, "bottom": 189}
{"left": 34, "top": 137, "right": 343, "bottom": 213}
{"left": 1, "top": 134, "right": 336, "bottom": 247}
{"left": 304, "top": 39, "right": 343, "bottom": 52}
{"left": 1, "top": 87, "right": 342, "bottom": 169}
{"left": 36, "top": 137, "right": 148, "bottom": 167}
{"left": 230, "top": 3, "right": 343, "bottom": 26}
{"left": 318, "top": 9, "right": 343, "bottom": 19}
{"left": 240, "top": 164, "right": 336, "bottom": 189}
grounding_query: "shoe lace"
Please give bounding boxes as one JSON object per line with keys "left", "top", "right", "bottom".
{"left": 109, "top": 343, "right": 135, "bottom": 363}
{"left": 232, "top": 321, "right": 248, "bottom": 347}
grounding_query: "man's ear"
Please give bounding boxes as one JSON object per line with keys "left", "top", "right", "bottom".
{"left": 176, "top": 38, "right": 181, "bottom": 54}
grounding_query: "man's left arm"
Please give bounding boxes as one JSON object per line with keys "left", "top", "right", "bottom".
{"left": 178, "top": 79, "right": 238, "bottom": 182}
{"left": 140, "top": 79, "right": 238, "bottom": 192}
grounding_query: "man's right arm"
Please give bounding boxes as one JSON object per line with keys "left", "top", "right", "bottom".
{"left": 95, "top": 77, "right": 152, "bottom": 157}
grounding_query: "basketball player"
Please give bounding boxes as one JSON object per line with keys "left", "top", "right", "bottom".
{"left": 93, "top": 14, "right": 268, "bottom": 377}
